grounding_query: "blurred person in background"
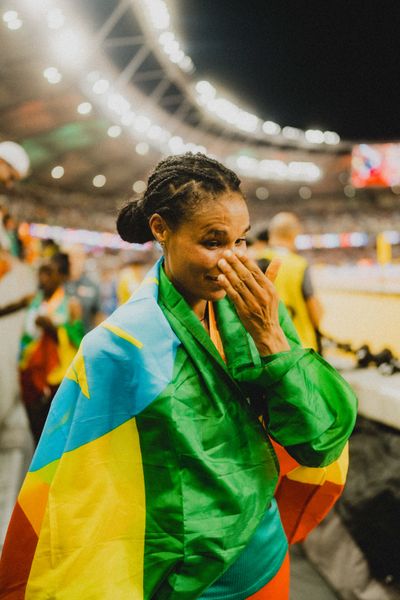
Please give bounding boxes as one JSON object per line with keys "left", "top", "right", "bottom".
{"left": 40, "top": 238, "right": 60, "bottom": 259}
{"left": 116, "top": 247, "right": 157, "bottom": 305}
{"left": 2, "top": 213, "right": 22, "bottom": 258}
{"left": 0, "top": 141, "right": 30, "bottom": 190}
{"left": 262, "top": 212, "right": 323, "bottom": 352}
{"left": 0, "top": 141, "right": 30, "bottom": 253}
{"left": 19, "top": 254, "right": 84, "bottom": 444}
{"left": 250, "top": 228, "right": 271, "bottom": 273}
{"left": 63, "top": 245, "right": 104, "bottom": 333}
{"left": 0, "top": 153, "right": 357, "bottom": 599}
{"left": 0, "top": 243, "right": 35, "bottom": 430}
{"left": 98, "top": 254, "right": 119, "bottom": 317}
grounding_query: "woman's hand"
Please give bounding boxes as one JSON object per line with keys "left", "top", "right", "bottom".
{"left": 217, "top": 251, "right": 290, "bottom": 356}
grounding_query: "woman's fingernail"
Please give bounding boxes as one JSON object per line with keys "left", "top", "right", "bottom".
{"left": 224, "top": 250, "right": 232, "bottom": 258}
{"left": 218, "top": 259, "right": 227, "bottom": 268}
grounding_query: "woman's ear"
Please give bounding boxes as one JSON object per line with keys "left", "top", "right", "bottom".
{"left": 149, "top": 213, "right": 168, "bottom": 245}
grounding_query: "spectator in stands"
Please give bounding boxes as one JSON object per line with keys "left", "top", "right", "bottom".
{"left": 262, "top": 212, "right": 323, "bottom": 351}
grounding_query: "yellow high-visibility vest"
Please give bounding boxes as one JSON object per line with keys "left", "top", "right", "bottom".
{"left": 262, "top": 248, "right": 318, "bottom": 350}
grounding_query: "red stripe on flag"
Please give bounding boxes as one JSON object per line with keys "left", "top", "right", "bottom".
{"left": 0, "top": 502, "right": 38, "bottom": 599}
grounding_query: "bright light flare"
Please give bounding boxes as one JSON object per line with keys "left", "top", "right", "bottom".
{"left": 77, "top": 102, "right": 92, "bottom": 115}
{"left": 51, "top": 165, "right": 64, "bottom": 179}
{"left": 46, "top": 8, "right": 65, "bottom": 30}
{"left": 144, "top": 0, "right": 170, "bottom": 30}
{"left": 255, "top": 187, "right": 269, "bottom": 200}
{"left": 282, "top": 126, "right": 302, "bottom": 140}
{"left": 51, "top": 28, "right": 88, "bottom": 66}
{"left": 3, "top": 10, "right": 18, "bottom": 22}
{"left": 305, "top": 129, "right": 324, "bottom": 144}
{"left": 93, "top": 174, "right": 106, "bottom": 188}
{"left": 107, "top": 125, "right": 122, "bottom": 138}
{"left": 120, "top": 111, "right": 136, "bottom": 126}
{"left": 132, "top": 180, "right": 147, "bottom": 193}
{"left": 107, "top": 93, "right": 130, "bottom": 115}
{"left": 5, "top": 12, "right": 23, "bottom": 30}
{"left": 134, "top": 115, "right": 151, "bottom": 133}
{"left": 324, "top": 130, "right": 340, "bottom": 145}
{"left": 93, "top": 79, "right": 110, "bottom": 94}
{"left": 136, "top": 142, "right": 149, "bottom": 155}
{"left": 263, "top": 121, "right": 281, "bottom": 135}
{"left": 43, "top": 66, "right": 62, "bottom": 84}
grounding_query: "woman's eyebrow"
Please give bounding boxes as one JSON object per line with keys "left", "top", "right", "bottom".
{"left": 204, "top": 225, "right": 251, "bottom": 236}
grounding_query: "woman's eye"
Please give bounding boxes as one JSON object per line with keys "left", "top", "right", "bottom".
{"left": 204, "top": 240, "right": 220, "bottom": 248}
{"left": 235, "top": 238, "right": 247, "bottom": 246}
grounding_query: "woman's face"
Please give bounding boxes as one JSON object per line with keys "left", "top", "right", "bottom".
{"left": 160, "top": 192, "right": 250, "bottom": 314}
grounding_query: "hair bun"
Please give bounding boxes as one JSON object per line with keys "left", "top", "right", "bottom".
{"left": 116, "top": 199, "right": 153, "bottom": 244}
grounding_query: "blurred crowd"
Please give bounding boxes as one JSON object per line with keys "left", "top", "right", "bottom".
{"left": 0, "top": 200, "right": 159, "bottom": 445}
{"left": 1, "top": 167, "right": 399, "bottom": 448}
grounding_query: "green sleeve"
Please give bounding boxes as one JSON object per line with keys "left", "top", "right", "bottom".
{"left": 232, "top": 302, "right": 358, "bottom": 467}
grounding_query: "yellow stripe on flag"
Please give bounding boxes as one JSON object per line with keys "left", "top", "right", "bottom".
{"left": 286, "top": 443, "right": 349, "bottom": 486}
{"left": 65, "top": 348, "right": 90, "bottom": 398}
{"left": 101, "top": 322, "right": 143, "bottom": 349}
{"left": 26, "top": 418, "right": 146, "bottom": 599}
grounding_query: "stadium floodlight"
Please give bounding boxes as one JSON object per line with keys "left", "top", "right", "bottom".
{"left": 136, "top": 142, "right": 149, "bottom": 155}
{"left": 262, "top": 121, "right": 281, "bottom": 136}
{"left": 107, "top": 93, "right": 131, "bottom": 116}
{"left": 107, "top": 125, "right": 122, "bottom": 138}
{"left": 93, "top": 174, "right": 106, "bottom": 188}
{"left": 51, "top": 28, "right": 88, "bottom": 66}
{"left": 282, "top": 126, "right": 303, "bottom": 140}
{"left": 134, "top": 115, "right": 151, "bottom": 133}
{"left": 51, "top": 166, "right": 64, "bottom": 179}
{"left": 288, "top": 162, "right": 321, "bottom": 182}
{"left": 121, "top": 111, "right": 136, "bottom": 126}
{"left": 93, "top": 79, "right": 110, "bottom": 94}
{"left": 324, "top": 130, "right": 341, "bottom": 145}
{"left": 143, "top": 0, "right": 170, "bottom": 30}
{"left": 305, "top": 129, "right": 325, "bottom": 144}
{"left": 43, "top": 66, "right": 62, "bottom": 84}
{"left": 3, "top": 10, "right": 18, "bottom": 22}
{"left": 133, "top": 180, "right": 147, "bottom": 193}
{"left": 77, "top": 102, "right": 92, "bottom": 115}
{"left": 46, "top": 8, "right": 65, "bottom": 30}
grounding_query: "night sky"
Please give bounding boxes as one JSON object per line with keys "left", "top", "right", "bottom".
{"left": 174, "top": 0, "right": 400, "bottom": 142}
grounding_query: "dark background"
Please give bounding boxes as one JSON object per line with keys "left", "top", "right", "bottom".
{"left": 174, "top": 0, "right": 400, "bottom": 141}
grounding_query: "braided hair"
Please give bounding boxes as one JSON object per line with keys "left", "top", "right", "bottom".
{"left": 117, "top": 153, "right": 243, "bottom": 244}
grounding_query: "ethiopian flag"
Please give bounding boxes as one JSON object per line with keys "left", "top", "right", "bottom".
{"left": 0, "top": 260, "right": 357, "bottom": 599}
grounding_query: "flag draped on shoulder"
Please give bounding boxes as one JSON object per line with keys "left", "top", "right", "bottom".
{"left": 0, "top": 259, "right": 357, "bottom": 599}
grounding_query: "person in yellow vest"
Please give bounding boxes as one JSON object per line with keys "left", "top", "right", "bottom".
{"left": 116, "top": 248, "right": 157, "bottom": 305}
{"left": 259, "top": 212, "right": 323, "bottom": 351}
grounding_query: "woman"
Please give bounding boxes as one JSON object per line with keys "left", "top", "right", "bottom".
{"left": 0, "top": 153, "right": 356, "bottom": 599}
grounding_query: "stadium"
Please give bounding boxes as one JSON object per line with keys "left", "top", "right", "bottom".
{"left": 0, "top": 2, "right": 399, "bottom": 599}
